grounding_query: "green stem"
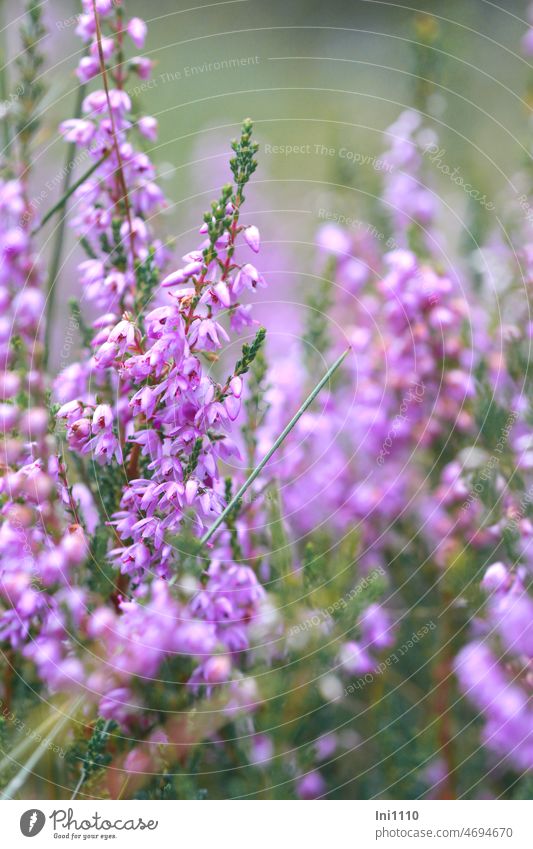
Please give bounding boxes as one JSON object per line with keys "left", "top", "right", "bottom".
{"left": 32, "top": 151, "right": 108, "bottom": 237}
{"left": 0, "top": 707, "right": 60, "bottom": 775}
{"left": 42, "top": 80, "right": 87, "bottom": 368}
{"left": 0, "top": 0, "right": 10, "bottom": 157}
{"left": 200, "top": 347, "right": 350, "bottom": 547}
{"left": 70, "top": 771, "right": 85, "bottom": 801}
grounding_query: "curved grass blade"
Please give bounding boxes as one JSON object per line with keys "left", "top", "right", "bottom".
{"left": 200, "top": 347, "right": 351, "bottom": 547}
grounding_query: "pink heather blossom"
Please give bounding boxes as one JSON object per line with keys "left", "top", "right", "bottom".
{"left": 137, "top": 115, "right": 158, "bottom": 141}
{"left": 297, "top": 771, "right": 326, "bottom": 799}
{"left": 127, "top": 17, "right": 147, "bottom": 48}
{"left": 243, "top": 225, "right": 260, "bottom": 252}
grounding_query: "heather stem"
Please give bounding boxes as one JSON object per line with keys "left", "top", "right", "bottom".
{"left": 70, "top": 772, "right": 85, "bottom": 802}
{"left": 433, "top": 588, "right": 457, "bottom": 800}
{"left": 91, "top": 0, "right": 136, "bottom": 269}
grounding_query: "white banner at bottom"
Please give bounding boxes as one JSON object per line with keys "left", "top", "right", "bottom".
{"left": 2, "top": 799, "right": 531, "bottom": 848}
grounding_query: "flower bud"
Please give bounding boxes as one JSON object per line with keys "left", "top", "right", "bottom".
{"left": 243, "top": 225, "right": 260, "bottom": 253}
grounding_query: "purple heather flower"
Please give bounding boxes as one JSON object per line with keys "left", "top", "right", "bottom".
{"left": 127, "top": 17, "right": 147, "bottom": 48}
{"left": 243, "top": 225, "right": 260, "bottom": 253}
{"left": 359, "top": 603, "right": 395, "bottom": 651}
{"left": 522, "top": 28, "right": 533, "bottom": 55}
{"left": 189, "top": 317, "right": 230, "bottom": 351}
{"left": 493, "top": 592, "right": 533, "bottom": 658}
{"left": 481, "top": 562, "right": 511, "bottom": 593}
{"left": 60, "top": 119, "right": 96, "bottom": 145}
{"left": 314, "top": 733, "right": 337, "bottom": 761}
{"left": 296, "top": 770, "right": 326, "bottom": 800}
{"left": 76, "top": 55, "right": 100, "bottom": 82}
{"left": 316, "top": 223, "right": 351, "bottom": 256}
{"left": 161, "top": 260, "right": 203, "bottom": 287}
{"left": 233, "top": 263, "right": 265, "bottom": 295}
{"left": 129, "top": 56, "right": 153, "bottom": 79}
{"left": 339, "top": 641, "right": 375, "bottom": 675}
{"left": 250, "top": 734, "right": 274, "bottom": 765}
{"left": 137, "top": 115, "right": 158, "bottom": 141}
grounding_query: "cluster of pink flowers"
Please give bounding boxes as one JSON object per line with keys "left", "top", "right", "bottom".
{"left": 37, "top": 1, "right": 271, "bottom": 724}
{"left": 262, "top": 113, "right": 477, "bottom": 565}
{"left": 0, "top": 179, "right": 44, "bottom": 358}
{"left": 0, "top": 122, "right": 90, "bottom": 657}
{"left": 0, "top": 0, "right": 272, "bottom": 739}
{"left": 246, "top": 104, "right": 533, "bottom": 781}
{"left": 340, "top": 603, "right": 395, "bottom": 675}
{"left": 381, "top": 109, "right": 437, "bottom": 245}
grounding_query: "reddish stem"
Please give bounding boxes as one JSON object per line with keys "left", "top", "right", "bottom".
{"left": 91, "top": 0, "right": 137, "bottom": 271}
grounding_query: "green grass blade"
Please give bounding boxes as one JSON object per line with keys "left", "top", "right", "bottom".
{"left": 32, "top": 151, "right": 108, "bottom": 237}
{"left": 43, "top": 79, "right": 87, "bottom": 368}
{"left": 200, "top": 347, "right": 350, "bottom": 547}
{"left": 1, "top": 697, "right": 82, "bottom": 800}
